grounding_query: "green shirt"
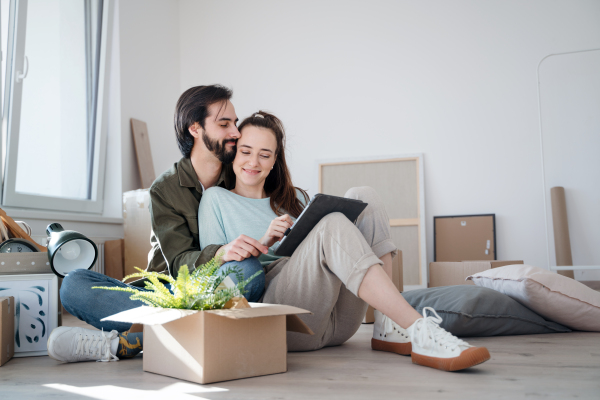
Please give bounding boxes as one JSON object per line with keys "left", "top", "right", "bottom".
{"left": 147, "top": 157, "right": 235, "bottom": 278}
{"left": 197, "top": 187, "right": 293, "bottom": 267}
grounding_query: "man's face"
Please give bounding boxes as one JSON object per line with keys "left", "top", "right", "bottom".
{"left": 198, "top": 100, "right": 240, "bottom": 163}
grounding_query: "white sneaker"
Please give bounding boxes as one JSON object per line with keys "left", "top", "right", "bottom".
{"left": 407, "top": 307, "right": 490, "bottom": 371}
{"left": 371, "top": 310, "right": 412, "bottom": 356}
{"left": 47, "top": 327, "right": 120, "bottom": 363}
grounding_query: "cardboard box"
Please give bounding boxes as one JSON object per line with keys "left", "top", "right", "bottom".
{"left": 0, "top": 296, "right": 15, "bottom": 366}
{"left": 429, "top": 260, "right": 524, "bottom": 288}
{"left": 0, "top": 252, "right": 52, "bottom": 275}
{"left": 123, "top": 189, "right": 152, "bottom": 278}
{"left": 104, "top": 239, "right": 125, "bottom": 280}
{"left": 363, "top": 251, "right": 403, "bottom": 324}
{"left": 104, "top": 302, "right": 313, "bottom": 384}
{"left": 434, "top": 214, "right": 496, "bottom": 261}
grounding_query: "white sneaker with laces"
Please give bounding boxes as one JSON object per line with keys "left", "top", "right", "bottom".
{"left": 47, "top": 327, "right": 120, "bottom": 363}
{"left": 407, "top": 307, "right": 490, "bottom": 371}
{"left": 371, "top": 309, "right": 412, "bottom": 355}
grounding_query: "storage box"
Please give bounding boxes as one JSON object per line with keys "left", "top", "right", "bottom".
{"left": 123, "top": 189, "right": 152, "bottom": 278}
{"left": 0, "top": 296, "right": 15, "bottom": 366}
{"left": 104, "top": 302, "right": 313, "bottom": 384}
{"left": 0, "top": 252, "right": 52, "bottom": 275}
{"left": 104, "top": 239, "right": 125, "bottom": 280}
{"left": 429, "top": 260, "right": 524, "bottom": 287}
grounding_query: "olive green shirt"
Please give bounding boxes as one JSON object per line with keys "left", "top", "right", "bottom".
{"left": 146, "top": 157, "right": 235, "bottom": 278}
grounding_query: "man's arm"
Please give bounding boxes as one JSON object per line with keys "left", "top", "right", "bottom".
{"left": 149, "top": 185, "right": 220, "bottom": 278}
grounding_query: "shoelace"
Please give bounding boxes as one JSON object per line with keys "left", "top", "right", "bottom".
{"left": 75, "top": 329, "right": 119, "bottom": 362}
{"left": 413, "top": 307, "right": 469, "bottom": 350}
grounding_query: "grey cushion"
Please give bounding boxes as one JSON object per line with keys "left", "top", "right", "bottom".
{"left": 402, "top": 285, "right": 571, "bottom": 337}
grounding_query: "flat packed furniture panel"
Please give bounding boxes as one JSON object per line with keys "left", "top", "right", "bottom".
{"left": 320, "top": 161, "right": 418, "bottom": 219}
{"left": 319, "top": 156, "right": 426, "bottom": 289}
{"left": 390, "top": 226, "right": 420, "bottom": 285}
{"left": 434, "top": 214, "right": 496, "bottom": 262}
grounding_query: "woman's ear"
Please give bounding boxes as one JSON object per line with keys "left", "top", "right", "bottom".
{"left": 188, "top": 122, "right": 201, "bottom": 139}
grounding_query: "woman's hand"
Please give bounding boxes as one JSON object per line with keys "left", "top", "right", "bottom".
{"left": 217, "top": 235, "right": 269, "bottom": 263}
{"left": 260, "top": 214, "right": 293, "bottom": 248}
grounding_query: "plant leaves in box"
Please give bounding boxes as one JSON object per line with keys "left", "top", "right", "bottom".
{"left": 93, "top": 254, "right": 261, "bottom": 311}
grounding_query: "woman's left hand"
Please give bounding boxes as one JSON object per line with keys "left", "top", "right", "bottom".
{"left": 260, "top": 214, "right": 293, "bottom": 248}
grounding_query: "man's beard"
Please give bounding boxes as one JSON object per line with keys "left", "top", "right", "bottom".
{"left": 202, "top": 130, "right": 237, "bottom": 164}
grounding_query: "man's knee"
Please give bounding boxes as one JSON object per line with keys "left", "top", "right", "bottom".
{"left": 223, "top": 256, "right": 264, "bottom": 280}
{"left": 60, "top": 269, "right": 107, "bottom": 308}
{"left": 60, "top": 270, "right": 88, "bottom": 310}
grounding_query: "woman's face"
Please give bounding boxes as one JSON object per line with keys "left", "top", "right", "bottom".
{"left": 233, "top": 125, "right": 277, "bottom": 189}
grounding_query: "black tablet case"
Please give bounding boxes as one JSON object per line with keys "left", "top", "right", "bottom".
{"left": 274, "top": 193, "right": 368, "bottom": 257}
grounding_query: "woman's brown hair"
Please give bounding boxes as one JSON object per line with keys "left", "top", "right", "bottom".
{"left": 237, "top": 111, "right": 309, "bottom": 218}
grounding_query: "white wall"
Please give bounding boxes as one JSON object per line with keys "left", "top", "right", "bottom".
{"left": 118, "top": 0, "right": 182, "bottom": 192}
{"left": 171, "top": 0, "right": 600, "bottom": 270}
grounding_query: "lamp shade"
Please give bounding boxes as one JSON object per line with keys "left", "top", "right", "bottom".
{"left": 46, "top": 223, "right": 98, "bottom": 278}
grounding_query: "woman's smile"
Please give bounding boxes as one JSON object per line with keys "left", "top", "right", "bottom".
{"left": 242, "top": 167, "right": 261, "bottom": 175}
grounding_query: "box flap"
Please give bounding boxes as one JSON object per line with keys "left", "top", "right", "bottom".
{"left": 102, "top": 302, "right": 311, "bottom": 325}
{"left": 205, "top": 302, "right": 311, "bottom": 320}
{"left": 286, "top": 315, "right": 314, "bottom": 335}
{"left": 102, "top": 306, "right": 198, "bottom": 325}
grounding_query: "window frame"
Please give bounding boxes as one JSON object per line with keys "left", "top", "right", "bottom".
{"left": 1, "top": 0, "right": 112, "bottom": 214}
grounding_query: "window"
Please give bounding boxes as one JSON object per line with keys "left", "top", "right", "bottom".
{"left": 1, "top": 0, "right": 111, "bottom": 213}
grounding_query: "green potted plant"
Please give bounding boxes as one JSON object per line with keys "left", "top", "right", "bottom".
{"left": 93, "top": 255, "right": 261, "bottom": 310}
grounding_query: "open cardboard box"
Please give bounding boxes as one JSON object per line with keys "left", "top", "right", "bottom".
{"left": 103, "top": 300, "right": 313, "bottom": 384}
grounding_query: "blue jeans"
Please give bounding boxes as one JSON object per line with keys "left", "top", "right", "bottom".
{"left": 60, "top": 257, "right": 265, "bottom": 332}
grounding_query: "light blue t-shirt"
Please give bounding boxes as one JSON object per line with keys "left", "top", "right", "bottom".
{"left": 198, "top": 187, "right": 304, "bottom": 266}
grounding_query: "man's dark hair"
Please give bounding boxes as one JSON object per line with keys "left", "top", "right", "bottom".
{"left": 174, "top": 85, "right": 233, "bottom": 158}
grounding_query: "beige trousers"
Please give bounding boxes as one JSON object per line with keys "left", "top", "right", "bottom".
{"left": 262, "top": 187, "right": 397, "bottom": 351}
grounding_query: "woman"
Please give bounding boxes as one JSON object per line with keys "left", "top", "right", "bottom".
{"left": 199, "top": 111, "right": 490, "bottom": 372}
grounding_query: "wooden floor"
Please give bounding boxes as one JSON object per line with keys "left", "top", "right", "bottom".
{"left": 1, "top": 313, "right": 599, "bottom": 400}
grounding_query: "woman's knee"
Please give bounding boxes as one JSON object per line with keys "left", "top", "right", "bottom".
{"left": 318, "top": 212, "right": 355, "bottom": 230}
{"left": 344, "top": 186, "right": 384, "bottom": 206}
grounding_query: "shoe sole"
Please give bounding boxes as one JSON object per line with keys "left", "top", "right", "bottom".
{"left": 371, "top": 338, "right": 412, "bottom": 356}
{"left": 411, "top": 347, "right": 491, "bottom": 371}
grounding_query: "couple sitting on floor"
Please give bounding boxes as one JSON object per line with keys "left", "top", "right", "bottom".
{"left": 47, "top": 85, "right": 490, "bottom": 372}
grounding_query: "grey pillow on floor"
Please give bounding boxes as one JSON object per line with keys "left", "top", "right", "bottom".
{"left": 402, "top": 285, "right": 571, "bottom": 337}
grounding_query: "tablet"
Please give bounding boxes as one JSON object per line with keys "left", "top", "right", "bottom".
{"left": 274, "top": 193, "right": 368, "bottom": 257}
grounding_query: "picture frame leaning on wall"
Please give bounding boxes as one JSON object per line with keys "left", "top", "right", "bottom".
{"left": 0, "top": 273, "right": 58, "bottom": 357}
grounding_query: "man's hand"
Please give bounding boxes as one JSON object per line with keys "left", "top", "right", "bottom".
{"left": 217, "top": 235, "right": 269, "bottom": 263}
{"left": 259, "top": 214, "right": 293, "bottom": 248}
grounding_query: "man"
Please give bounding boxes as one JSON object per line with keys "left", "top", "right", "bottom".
{"left": 47, "top": 85, "right": 268, "bottom": 363}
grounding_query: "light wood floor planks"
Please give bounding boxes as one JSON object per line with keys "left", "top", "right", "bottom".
{"left": 1, "top": 314, "right": 599, "bottom": 399}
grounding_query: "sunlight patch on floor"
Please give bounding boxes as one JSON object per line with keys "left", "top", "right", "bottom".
{"left": 43, "top": 383, "right": 228, "bottom": 399}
